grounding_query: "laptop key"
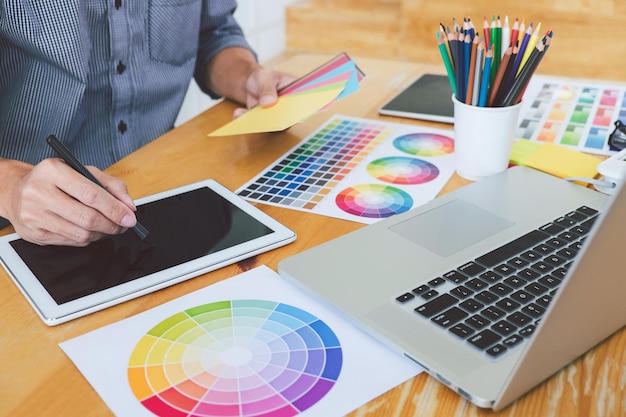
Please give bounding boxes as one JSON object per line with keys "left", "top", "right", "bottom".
{"left": 450, "top": 286, "right": 474, "bottom": 299}
{"left": 476, "top": 290, "right": 499, "bottom": 304}
{"left": 420, "top": 289, "right": 439, "bottom": 300}
{"left": 492, "top": 320, "right": 518, "bottom": 336}
{"left": 465, "top": 278, "right": 488, "bottom": 291}
{"left": 502, "top": 334, "right": 524, "bottom": 348}
{"left": 481, "top": 306, "right": 505, "bottom": 320}
{"left": 479, "top": 270, "right": 503, "bottom": 283}
{"left": 415, "top": 293, "right": 458, "bottom": 318}
{"left": 468, "top": 329, "right": 501, "bottom": 350}
{"left": 466, "top": 315, "right": 490, "bottom": 329}
{"left": 486, "top": 344, "right": 508, "bottom": 358}
{"left": 519, "top": 324, "right": 536, "bottom": 338}
{"left": 459, "top": 298, "right": 484, "bottom": 312}
{"left": 510, "top": 290, "right": 533, "bottom": 304}
{"left": 522, "top": 303, "right": 545, "bottom": 318}
{"left": 495, "top": 298, "right": 520, "bottom": 312}
{"left": 412, "top": 285, "right": 430, "bottom": 295}
{"left": 432, "top": 307, "right": 468, "bottom": 328}
{"left": 443, "top": 270, "right": 468, "bottom": 284}
{"left": 396, "top": 292, "right": 415, "bottom": 303}
{"left": 428, "top": 277, "right": 446, "bottom": 287}
{"left": 458, "top": 261, "right": 486, "bottom": 277}
{"left": 449, "top": 323, "right": 475, "bottom": 338}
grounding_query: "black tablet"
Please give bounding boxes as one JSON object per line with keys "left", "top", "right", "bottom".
{"left": 378, "top": 74, "right": 454, "bottom": 123}
{"left": 0, "top": 180, "right": 296, "bottom": 325}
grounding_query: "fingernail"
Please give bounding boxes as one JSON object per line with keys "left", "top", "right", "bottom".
{"left": 121, "top": 214, "right": 136, "bottom": 227}
{"left": 260, "top": 95, "right": 275, "bottom": 107}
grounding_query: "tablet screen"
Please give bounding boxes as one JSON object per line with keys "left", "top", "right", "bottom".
{"left": 9, "top": 187, "right": 273, "bottom": 304}
{"left": 378, "top": 74, "right": 454, "bottom": 123}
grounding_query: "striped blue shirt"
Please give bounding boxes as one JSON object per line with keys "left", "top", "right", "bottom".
{"left": 0, "top": 0, "right": 252, "bottom": 169}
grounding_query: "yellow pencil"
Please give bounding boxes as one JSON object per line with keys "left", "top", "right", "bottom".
{"left": 520, "top": 22, "right": 541, "bottom": 70}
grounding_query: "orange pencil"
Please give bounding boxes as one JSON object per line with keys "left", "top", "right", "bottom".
{"left": 488, "top": 45, "right": 513, "bottom": 106}
{"left": 465, "top": 34, "right": 480, "bottom": 104}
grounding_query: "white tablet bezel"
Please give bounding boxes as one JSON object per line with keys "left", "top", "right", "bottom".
{"left": 0, "top": 179, "right": 296, "bottom": 325}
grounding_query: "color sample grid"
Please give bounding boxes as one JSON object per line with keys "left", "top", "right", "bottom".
{"left": 516, "top": 75, "right": 626, "bottom": 156}
{"left": 128, "top": 299, "right": 342, "bottom": 417}
{"left": 237, "top": 115, "right": 456, "bottom": 224}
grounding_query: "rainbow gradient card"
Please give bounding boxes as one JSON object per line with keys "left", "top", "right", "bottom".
{"left": 237, "top": 115, "right": 456, "bottom": 224}
{"left": 517, "top": 75, "right": 626, "bottom": 156}
{"left": 208, "top": 53, "right": 365, "bottom": 137}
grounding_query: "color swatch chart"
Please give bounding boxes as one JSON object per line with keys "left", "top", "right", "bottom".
{"left": 128, "top": 299, "right": 342, "bottom": 417}
{"left": 237, "top": 115, "right": 456, "bottom": 224}
{"left": 516, "top": 75, "right": 626, "bottom": 156}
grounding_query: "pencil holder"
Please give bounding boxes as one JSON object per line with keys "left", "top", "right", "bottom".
{"left": 452, "top": 95, "right": 521, "bottom": 181}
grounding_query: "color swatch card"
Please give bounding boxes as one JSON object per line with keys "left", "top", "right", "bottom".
{"left": 516, "top": 75, "right": 626, "bottom": 155}
{"left": 208, "top": 53, "right": 365, "bottom": 137}
{"left": 60, "top": 265, "right": 421, "bottom": 417}
{"left": 237, "top": 115, "right": 456, "bottom": 224}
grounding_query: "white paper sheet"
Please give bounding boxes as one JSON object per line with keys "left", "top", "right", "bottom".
{"left": 60, "top": 265, "right": 422, "bottom": 416}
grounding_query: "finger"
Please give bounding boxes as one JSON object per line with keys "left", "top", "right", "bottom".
{"left": 89, "top": 167, "right": 136, "bottom": 210}
{"left": 233, "top": 107, "right": 247, "bottom": 118}
{"left": 53, "top": 166, "right": 137, "bottom": 231}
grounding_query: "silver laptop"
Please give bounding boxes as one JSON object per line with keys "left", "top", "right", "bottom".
{"left": 278, "top": 165, "right": 626, "bottom": 410}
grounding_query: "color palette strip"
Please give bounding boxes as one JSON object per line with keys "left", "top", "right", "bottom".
{"left": 516, "top": 76, "right": 626, "bottom": 155}
{"left": 237, "top": 115, "right": 456, "bottom": 223}
{"left": 128, "top": 300, "right": 342, "bottom": 417}
{"left": 238, "top": 117, "right": 392, "bottom": 211}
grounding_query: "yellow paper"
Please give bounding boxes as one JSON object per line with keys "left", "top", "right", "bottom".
{"left": 510, "top": 140, "right": 601, "bottom": 179}
{"left": 208, "top": 86, "right": 345, "bottom": 137}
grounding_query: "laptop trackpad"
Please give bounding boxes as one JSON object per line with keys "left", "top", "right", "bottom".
{"left": 389, "top": 199, "right": 514, "bottom": 257}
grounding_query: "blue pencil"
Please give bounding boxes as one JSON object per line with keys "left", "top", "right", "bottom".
{"left": 478, "top": 47, "right": 493, "bottom": 107}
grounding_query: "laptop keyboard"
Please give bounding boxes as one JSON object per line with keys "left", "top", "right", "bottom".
{"left": 395, "top": 205, "right": 599, "bottom": 360}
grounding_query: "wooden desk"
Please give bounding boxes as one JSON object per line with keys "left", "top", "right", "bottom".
{"left": 1, "top": 53, "right": 624, "bottom": 417}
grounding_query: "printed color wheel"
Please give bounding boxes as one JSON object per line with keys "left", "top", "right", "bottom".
{"left": 335, "top": 184, "right": 413, "bottom": 218}
{"left": 393, "top": 133, "right": 454, "bottom": 156}
{"left": 128, "top": 300, "right": 342, "bottom": 417}
{"left": 366, "top": 156, "right": 439, "bottom": 184}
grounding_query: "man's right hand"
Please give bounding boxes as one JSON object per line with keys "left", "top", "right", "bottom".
{"left": 0, "top": 158, "right": 138, "bottom": 246}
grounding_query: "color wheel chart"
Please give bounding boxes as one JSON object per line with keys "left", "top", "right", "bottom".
{"left": 128, "top": 299, "right": 342, "bottom": 417}
{"left": 516, "top": 75, "right": 626, "bottom": 156}
{"left": 237, "top": 115, "right": 456, "bottom": 224}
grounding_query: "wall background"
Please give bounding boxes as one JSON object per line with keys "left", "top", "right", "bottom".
{"left": 175, "top": 0, "right": 300, "bottom": 126}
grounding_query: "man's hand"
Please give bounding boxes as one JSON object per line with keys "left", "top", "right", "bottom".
{"left": 0, "top": 158, "right": 138, "bottom": 246}
{"left": 205, "top": 47, "right": 296, "bottom": 118}
{"left": 233, "top": 65, "right": 296, "bottom": 118}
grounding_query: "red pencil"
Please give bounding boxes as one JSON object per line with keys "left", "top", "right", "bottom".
{"left": 510, "top": 18, "right": 519, "bottom": 47}
{"left": 483, "top": 16, "right": 491, "bottom": 50}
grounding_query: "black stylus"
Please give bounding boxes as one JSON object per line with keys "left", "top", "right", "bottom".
{"left": 46, "top": 134, "right": 151, "bottom": 242}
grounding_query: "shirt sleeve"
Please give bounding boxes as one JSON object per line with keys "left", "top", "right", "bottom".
{"left": 194, "top": 0, "right": 256, "bottom": 99}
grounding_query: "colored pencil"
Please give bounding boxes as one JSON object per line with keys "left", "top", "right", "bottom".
{"left": 479, "top": 47, "right": 493, "bottom": 107}
{"left": 509, "top": 18, "right": 519, "bottom": 48}
{"left": 515, "top": 23, "right": 533, "bottom": 75}
{"left": 488, "top": 45, "right": 513, "bottom": 106}
{"left": 520, "top": 22, "right": 542, "bottom": 71}
{"left": 502, "top": 39, "right": 546, "bottom": 106}
{"left": 483, "top": 16, "right": 491, "bottom": 50}
{"left": 501, "top": 16, "right": 510, "bottom": 59}
{"left": 465, "top": 34, "right": 480, "bottom": 104}
{"left": 471, "top": 40, "right": 484, "bottom": 105}
{"left": 437, "top": 31, "right": 457, "bottom": 95}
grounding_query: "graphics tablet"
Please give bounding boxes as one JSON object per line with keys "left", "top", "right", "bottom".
{"left": 378, "top": 74, "right": 454, "bottom": 123}
{"left": 0, "top": 180, "right": 296, "bottom": 325}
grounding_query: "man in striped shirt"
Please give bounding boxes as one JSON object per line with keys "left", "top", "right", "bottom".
{"left": 0, "top": 1, "right": 293, "bottom": 246}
